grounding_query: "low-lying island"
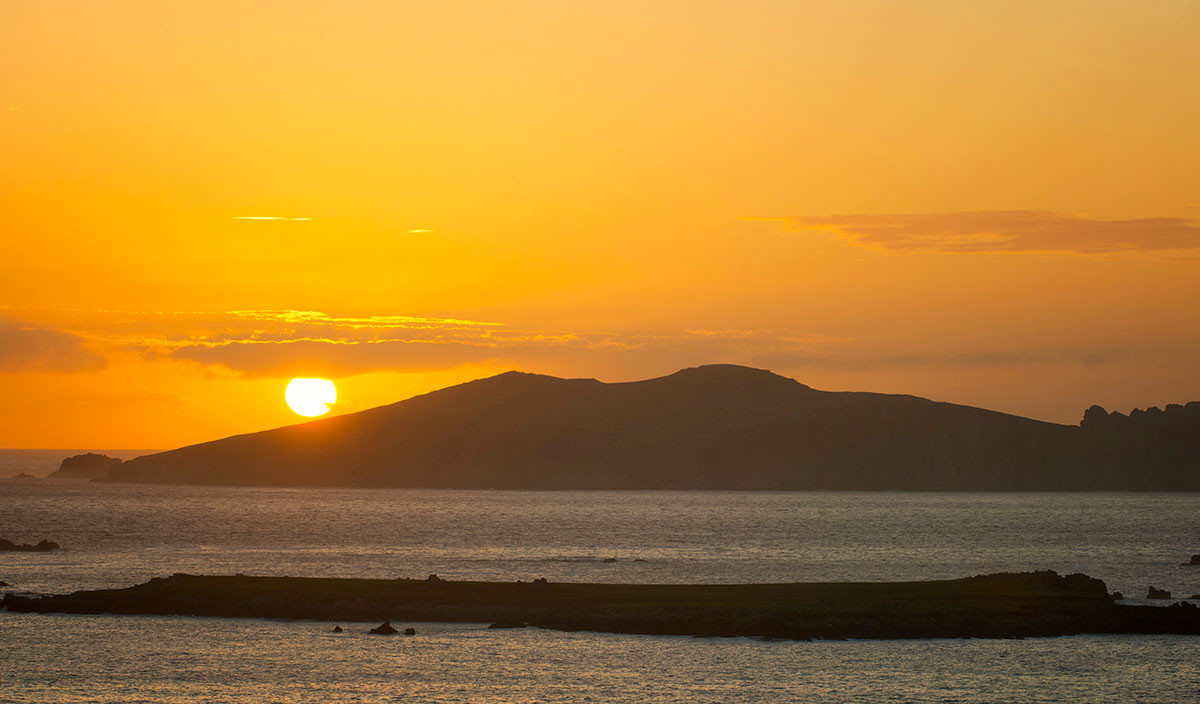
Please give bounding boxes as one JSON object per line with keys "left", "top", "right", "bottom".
{"left": 4, "top": 571, "right": 1198, "bottom": 640}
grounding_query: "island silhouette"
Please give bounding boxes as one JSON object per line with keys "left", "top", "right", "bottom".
{"left": 100, "top": 364, "right": 1199, "bottom": 490}
{"left": 7, "top": 571, "right": 1199, "bottom": 640}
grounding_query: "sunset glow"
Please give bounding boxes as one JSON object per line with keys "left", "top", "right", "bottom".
{"left": 4, "top": 4, "right": 1200, "bottom": 700}
{"left": 2, "top": 1, "right": 1198, "bottom": 447}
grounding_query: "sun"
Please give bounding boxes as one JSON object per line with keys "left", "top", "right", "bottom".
{"left": 285, "top": 378, "right": 336, "bottom": 417}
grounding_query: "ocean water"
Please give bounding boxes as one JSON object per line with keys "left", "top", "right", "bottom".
{"left": 2, "top": 473, "right": 1199, "bottom": 702}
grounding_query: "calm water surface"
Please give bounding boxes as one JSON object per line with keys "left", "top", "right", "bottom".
{"left": 2, "top": 478, "right": 1198, "bottom": 702}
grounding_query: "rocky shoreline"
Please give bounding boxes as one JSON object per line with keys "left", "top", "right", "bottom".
{"left": 4, "top": 571, "right": 1199, "bottom": 640}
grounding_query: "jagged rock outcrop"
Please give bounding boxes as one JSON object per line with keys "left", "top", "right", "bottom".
{"left": 369, "top": 621, "right": 398, "bottom": 635}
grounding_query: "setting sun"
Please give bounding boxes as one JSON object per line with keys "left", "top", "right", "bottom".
{"left": 285, "top": 378, "right": 336, "bottom": 417}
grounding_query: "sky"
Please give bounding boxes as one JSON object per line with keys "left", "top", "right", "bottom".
{"left": 2, "top": 0, "right": 1199, "bottom": 448}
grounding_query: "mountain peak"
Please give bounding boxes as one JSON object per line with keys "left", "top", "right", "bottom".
{"left": 662, "top": 364, "right": 811, "bottom": 388}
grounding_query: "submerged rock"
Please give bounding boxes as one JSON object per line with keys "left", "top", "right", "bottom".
{"left": 1147, "top": 586, "right": 1171, "bottom": 599}
{"left": 1182, "top": 554, "right": 1200, "bottom": 566}
{"left": 369, "top": 621, "right": 398, "bottom": 635}
{"left": 404, "top": 627, "right": 416, "bottom": 635}
{"left": 601, "top": 557, "right": 618, "bottom": 563}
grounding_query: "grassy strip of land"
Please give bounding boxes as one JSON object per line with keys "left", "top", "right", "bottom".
{"left": 4, "top": 571, "right": 1198, "bottom": 640}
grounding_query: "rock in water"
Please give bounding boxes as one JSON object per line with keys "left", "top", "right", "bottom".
{"left": 403, "top": 627, "right": 416, "bottom": 636}
{"left": 49, "top": 453, "right": 123, "bottom": 479}
{"left": 369, "top": 621, "right": 398, "bottom": 635}
{"left": 0, "top": 539, "right": 61, "bottom": 552}
{"left": 1147, "top": 586, "right": 1171, "bottom": 599}
{"left": 1182, "top": 554, "right": 1200, "bottom": 566}
{"left": 331, "top": 625, "right": 343, "bottom": 633}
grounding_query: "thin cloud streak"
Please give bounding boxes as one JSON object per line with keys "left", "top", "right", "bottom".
{"left": 787, "top": 211, "right": 1200, "bottom": 254}
{"left": 231, "top": 216, "right": 311, "bottom": 221}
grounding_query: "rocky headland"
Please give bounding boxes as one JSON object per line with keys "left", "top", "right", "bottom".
{"left": 49, "top": 453, "right": 123, "bottom": 479}
{"left": 4, "top": 571, "right": 1198, "bottom": 640}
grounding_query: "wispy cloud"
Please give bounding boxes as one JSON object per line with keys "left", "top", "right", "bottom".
{"left": 162, "top": 327, "right": 847, "bottom": 379}
{"left": 786, "top": 211, "right": 1200, "bottom": 254}
{"left": 231, "top": 216, "right": 311, "bottom": 221}
{"left": 14, "top": 305, "right": 839, "bottom": 378}
{"left": 0, "top": 318, "right": 106, "bottom": 373}
{"left": 7, "top": 306, "right": 1174, "bottom": 383}
{"left": 226, "top": 309, "right": 501, "bottom": 330}
{"left": 407, "top": 229, "right": 436, "bottom": 234}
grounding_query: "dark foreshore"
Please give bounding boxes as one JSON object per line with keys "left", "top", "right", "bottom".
{"left": 4, "top": 571, "right": 1198, "bottom": 640}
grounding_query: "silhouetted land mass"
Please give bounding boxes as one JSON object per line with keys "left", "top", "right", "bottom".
{"left": 1080, "top": 403, "right": 1200, "bottom": 487}
{"left": 99, "top": 365, "right": 1200, "bottom": 490}
{"left": 0, "top": 539, "right": 60, "bottom": 552}
{"left": 49, "top": 453, "right": 123, "bottom": 479}
{"left": 4, "top": 571, "right": 1199, "bottom": 640}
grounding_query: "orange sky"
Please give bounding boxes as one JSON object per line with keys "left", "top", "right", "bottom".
{"left": 2, "top": 0, "right": 1199, "bottom": 447}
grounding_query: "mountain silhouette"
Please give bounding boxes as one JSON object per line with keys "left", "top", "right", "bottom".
{"left": 101, "top": 365, "right": 1198, "bottom": 490}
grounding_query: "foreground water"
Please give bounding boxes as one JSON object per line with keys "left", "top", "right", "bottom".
{"left": 2, "top": 478, "right": 1198, "bottom": 702}
{"left": 4, "top": 614, "right": 1197, "bottom": 704}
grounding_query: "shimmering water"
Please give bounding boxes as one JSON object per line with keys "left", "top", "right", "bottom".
{"left": 2, "top": 477, "right": 1198, "bottom": 702}
{"left": 3, "top": 614, "right": 1197, "bottom": 704}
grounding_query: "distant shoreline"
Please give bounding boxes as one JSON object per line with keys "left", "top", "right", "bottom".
{"left": 5, "top": 571, "right": 1199, "bottom": 641}
{"left": 6, "top": 476, "right": 1200, "bottom": 493}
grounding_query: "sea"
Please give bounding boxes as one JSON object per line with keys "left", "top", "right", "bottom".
{"left": 1, "top": 451, "right": 1198, "bottom": 703}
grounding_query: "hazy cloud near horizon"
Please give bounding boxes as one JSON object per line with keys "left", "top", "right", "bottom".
{"left": 162, "top": 329, "right": 848, "bottom": 379}
{"left": 788, "top": 211, "right": 1200, "bottom": 254}
{"left": 1, "top": 307, "right": 1172, "bottom": 381}
{"left": 0, "top": 318, "right": 106, "bottom": 373}
{"left": 157, "top": 325, "right": 1159, "bottom": 381}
